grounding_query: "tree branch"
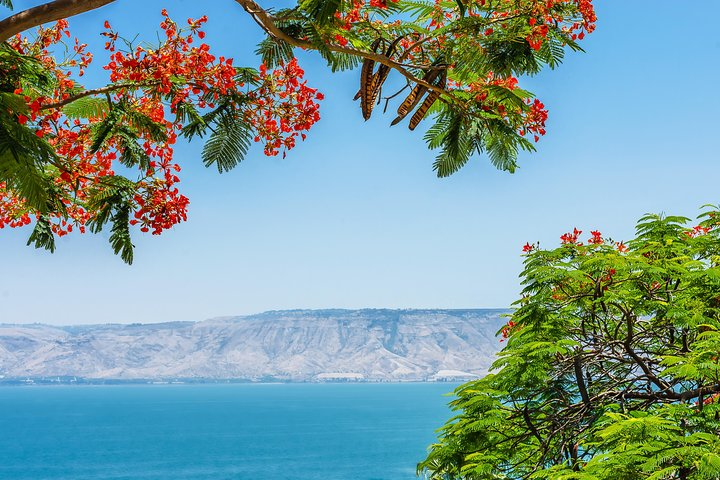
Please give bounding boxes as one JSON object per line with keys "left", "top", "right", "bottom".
{"left": 573, "top": 355, "right": 592, "bottom": 408}
{"left": 0, "top": 0, "right": 117, "bottom": 43}
{"left": 233, "top": 0, "right": 453, "bottom": 100}
{"left": 3, "top": 0, "right": 456, "bottom": 106}
{"left": 522, "top": 405, "right": 543, "bottom": 444}
{"left": 40, "top": 82, "right": 158, "bottom": 111}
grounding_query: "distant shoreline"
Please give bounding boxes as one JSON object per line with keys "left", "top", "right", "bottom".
{"left": 0, "top": 307, "right": 511, "bottom": 329}
{"left": 0, "top": 378, "right": 470, "bottom": 387}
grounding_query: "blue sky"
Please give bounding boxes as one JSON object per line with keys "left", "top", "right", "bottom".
{"left": 1, "top": 1, "right": 719, "bottom": 325}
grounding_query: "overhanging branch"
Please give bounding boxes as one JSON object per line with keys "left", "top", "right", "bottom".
{"left": 0, "top": 0, "right": 117, "bottom": 43}
{"left": 3, "top": 0, "right": 454, "bottom": 104}
{"left": 233, "top": 0, "right": 452, "bottom": 100}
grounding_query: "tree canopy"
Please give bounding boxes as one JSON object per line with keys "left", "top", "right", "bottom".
{"left": 419, "top": 206, "right": 720, "bottom": 480}
{"left": 0, "top": 0, "right": 595, "bottom": 262}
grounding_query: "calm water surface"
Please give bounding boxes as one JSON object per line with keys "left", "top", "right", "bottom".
{"left": 0, "top": 383, "right": 459, "bottom": 480}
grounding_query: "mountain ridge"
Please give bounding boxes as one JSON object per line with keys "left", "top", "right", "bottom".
{"left": 0, "top": 308, "right": 509, "bottom": 382}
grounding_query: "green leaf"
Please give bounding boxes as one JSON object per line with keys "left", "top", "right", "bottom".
{"left": 485, "top": 130, "right": 519, "bottom": 173}
{"left": 0, "top": 92, "right": 28, "bottom": 114}
{"left": 431, "top": 111, "right": 473, "bottom": 177}
{"left": 118, "top": 102, "right": 167, "bottom": 143}
{"left": 62, "top": 96, "right": 110, "bottom": 119}
{"left": 114, "top": 128, "right": 151, "bottom": 170}
{"left": 300, "top": 0, "right": 343, "bottom": 26}
{"left": 0, "top": 111, "right": 57, "bottom": 212}
{"left": 26, "top": 215, "right": 55, "bottom": 253}
{"left": 89, "top": 107, "right": 121, "bottom": 153}
{"left": 256, "top": 37, "right": 294, "bottom": 69}
{"left": 109, "top": 202, "right": 134, "bottom": 265}
{"left": 201, "top": 113, "right": 252, "bottom": 173}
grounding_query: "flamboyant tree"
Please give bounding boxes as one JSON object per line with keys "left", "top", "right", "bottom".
{"left": 419, "top": 207, "right": 720, "bottom": 479}
{"left": 0, "top": 0, "right": 596, "bottom": 262}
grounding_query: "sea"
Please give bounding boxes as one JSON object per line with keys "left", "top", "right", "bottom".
{"left": 0, "top": 383, "right": 460, "bottom": 480}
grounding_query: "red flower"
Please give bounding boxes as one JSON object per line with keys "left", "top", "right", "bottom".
{"left": 588, "top": 230, "right": 602, "bottom": 244}
{"left": 560, "top": 228, "right": 582, "bottom": 245}
{"left": 684, "top": 225, "right": 709, "bottom": 238}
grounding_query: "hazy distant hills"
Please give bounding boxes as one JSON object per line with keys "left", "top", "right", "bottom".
{"left": 0, "top": 309, "right": 508, "bottom": 383}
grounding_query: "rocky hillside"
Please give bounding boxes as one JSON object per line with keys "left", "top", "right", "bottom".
{"left": 0, "top": 309, "right": 508, "bottom": 382}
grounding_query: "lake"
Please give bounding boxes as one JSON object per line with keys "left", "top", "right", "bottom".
{"left": 0, "top": 383, "right": 459, "bottom": 480}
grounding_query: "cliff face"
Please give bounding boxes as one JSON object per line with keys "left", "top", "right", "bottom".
{"left": 0, "top": 309, "right": 508, "bottom": 381}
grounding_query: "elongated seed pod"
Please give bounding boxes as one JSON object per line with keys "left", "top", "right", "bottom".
{"left": 354, "top": 36, "right": 403, "bottom": 101}
{"left": 408, "top": 70, "right": 447, "bottom": 131}
{"left": 360, "top": 38, "right": 383, "bottom": 120}
{"left": 390, "top": 68, "right": 442, "bottom": 126}
{"left": 366, "top": 37, "right": 404, "bottom": 110}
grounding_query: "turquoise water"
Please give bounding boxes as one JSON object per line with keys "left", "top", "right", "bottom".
{"left": 0, "top": 383, "right": 458, "bottom": 480}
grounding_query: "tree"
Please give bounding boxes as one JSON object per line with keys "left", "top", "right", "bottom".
{"left": 418, "top": 207, "right": 720, "bottom": 479}
{"left": 0, "top": 0, "right": 596, "bottom": 262}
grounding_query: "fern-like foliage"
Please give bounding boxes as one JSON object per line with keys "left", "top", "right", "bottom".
{"left": 62, "top": 96, "right": 109, "bottom": 119}
{"left": 89, "top": 107, "right": 122, "bottom": 153}
{"left": 26, "top": 215, "right": 55, "bottom": 253}
{"left": 201, "top": 112, "right": 253, "bottom": 173}
{"left": 256, "top": 37, "right": 294, "bottom": 69}
{"left": 89, "top": 100, "right": 167, "bottom": 154}
{"left": 85, "top": 175, "right": 136, "bottom": 263}
{"left": 427, "top": 110, "right": 474, "bottom": 177}
{"left": 424, "top": 103, "right": 534, "bottom": 177}
{"left": 299, "top": 0, "right": 344, "bottom": 26}
{"left": 114, "top": 126, "right": 151, "bottom": 170}
{"left": 0, "top": 105, "right": 58, "bottom": 213}
{"left": 109, "top": 201, "right": 134, "bottom": 264}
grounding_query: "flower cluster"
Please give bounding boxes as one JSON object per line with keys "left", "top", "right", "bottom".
{"left": 560, "top": 228, "right": 582, "bottom": 245}
{"left": 334, "top": 0, "right": 400, "bottom": 33}
{"left": 1, "top": 13, "right": 323, "bottom": 245}
{"left": 587, "top": 230, "right": 603, "bottom": 244}
{"left": 500, "top": 320, "right": 517, "bottom": 341}
{"left": 526, "top": 0, "right": 597, "bottom": 49}
{"left": 526, "top": 18, "right": 550, "bottom": 51}
{"left": 0, "top": 187, "right": 31, "bottom": 229}
{"left": 467, "top": 74, "right": 550, "bottom": 143}
{"left": 424, "top": 0, "right": 595, "bottom": 50}
{"left": 684, "top": 225, "right": 711, "bottom": 238}
{"left": 523, "top": 99, "right": 548, "bottom": 142}
{"left": 246, "top": 59, "right": 323, "bottom": 157}
{"left": 102, "top": 11, "right": 237, "bottom": 111}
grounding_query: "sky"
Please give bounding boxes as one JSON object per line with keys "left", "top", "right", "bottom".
{"left": 1, "top": 1, "right": 719, "bottom": 325}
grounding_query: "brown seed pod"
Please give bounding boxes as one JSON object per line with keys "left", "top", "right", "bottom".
{"left": 408, "top": 69, "right": 447, "bottom": 131}
{"left": 359, "top": 38, "right": 383, "bottom": 120}
{"left": 366, "top": 36, "right": 404, "bottom": 112}
{"left": 391, "top": 67, "right": 443, "bottom": 126}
